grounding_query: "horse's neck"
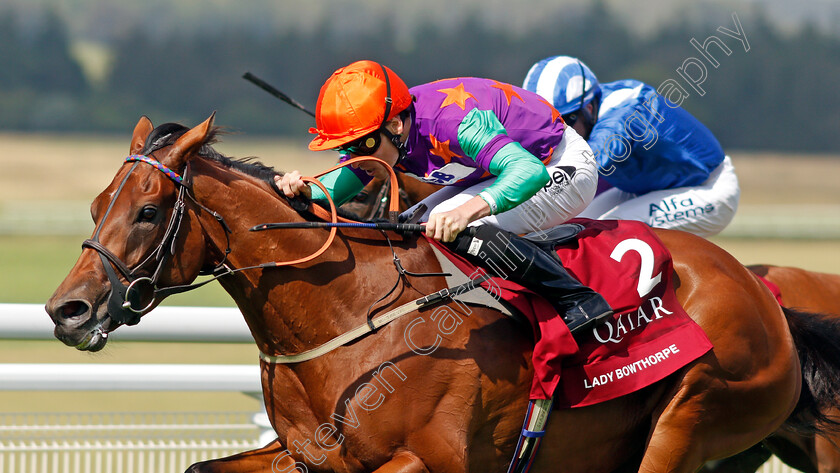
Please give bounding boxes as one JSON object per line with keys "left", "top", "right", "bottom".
{"left": 189, "top": 162, "right": 438, "bottom": 356}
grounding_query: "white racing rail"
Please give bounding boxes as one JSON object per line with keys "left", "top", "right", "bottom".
{"left": 0, "top": 303, "right": 251, "bottom": 342}
{"left": 0, "top": 412, "right": 266, "bottom": 473}
{"left": 0, "top": 303, "right": 259, "bottom": 394}
{"left": 0, "top": 363, "right": 261, "bottom": 393}
{"left": 0, "top": 303, "right": 272, "bottom": 472}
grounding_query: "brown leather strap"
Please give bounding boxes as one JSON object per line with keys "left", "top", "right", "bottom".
{"left": 263, "top": 177, "right": 338, "bottom": 267}
{"left": 266, "top": 158, "right": 401, "bottom": 267}
{"left": 82, "top": 239, "right": 133, "bottom": 278}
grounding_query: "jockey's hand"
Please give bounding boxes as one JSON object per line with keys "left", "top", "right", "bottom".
{"left": 425, "top": 196, "right": 492, "bottom": 242}
{"left": 426, "top": 209, "right": 471, "bottom": 242}
{"left": 274, "top": 171, "right": 310, "bottom": 198}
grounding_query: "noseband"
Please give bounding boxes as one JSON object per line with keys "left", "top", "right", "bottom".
{"left": 82, "top": 155, "right": 225, "bottom": 326}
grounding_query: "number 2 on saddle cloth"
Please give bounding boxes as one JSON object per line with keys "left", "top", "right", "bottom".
{"left": 426, "top": 218, "right": 714, "bottom": 405}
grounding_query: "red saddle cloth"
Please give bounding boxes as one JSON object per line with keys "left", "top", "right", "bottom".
{"left": 756, "top": 275, "right": 784, "bottom": 305}
{"left": 426, "top": 219, "right": 713, "bottom": 408}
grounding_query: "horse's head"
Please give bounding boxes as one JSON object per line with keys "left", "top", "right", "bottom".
{"left": 340, "top": 177, "right": 394, "bottom": 221}
{"left": 45, "top": 114, "right": 219, "bottom": 351}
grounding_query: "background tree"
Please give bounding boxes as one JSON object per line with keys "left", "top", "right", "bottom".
{"left": 1, "top": 3, "right": 839, "bottom": 152}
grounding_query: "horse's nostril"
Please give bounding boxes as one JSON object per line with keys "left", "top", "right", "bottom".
{"left": 58, "top": 300, "right": 90, "bottom": 320}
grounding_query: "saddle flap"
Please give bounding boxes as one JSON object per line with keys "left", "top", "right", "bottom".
{"left": 426, "top": 243, "right": 523, "bottom": 323}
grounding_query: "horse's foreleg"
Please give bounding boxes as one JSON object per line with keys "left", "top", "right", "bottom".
{"left": 185, "top": 439, "right": 296, "bottom": 473}
{"left": 371, "top": 452, "right": 430, "bottom": 473}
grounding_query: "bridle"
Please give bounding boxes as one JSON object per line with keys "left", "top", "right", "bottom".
{"left": 80, "top": 152, "right": 396, "bottom": 327}
{"left": 82, "top": 154, "right": 232, "bottom": 326}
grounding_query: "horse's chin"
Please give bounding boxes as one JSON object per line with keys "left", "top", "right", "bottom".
{"left": 73, "top": 306, "right": 114, "bottom": 352}
{"left": 74, "top": 324, "right": 109, "bottom": 352}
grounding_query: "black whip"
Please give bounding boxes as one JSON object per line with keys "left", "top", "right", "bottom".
{"left": 250, "top": 222, "right": 425, "bottom": 233}
{"left": 242, "top": 72, "right": 316, "bottom": 118}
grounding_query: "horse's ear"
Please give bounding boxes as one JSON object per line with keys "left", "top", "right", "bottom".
{"left": 165, "top": 112, "right": 216, "bottom": 171}
{"left": 130, "top": 116, "right": 154, "bottom": 155}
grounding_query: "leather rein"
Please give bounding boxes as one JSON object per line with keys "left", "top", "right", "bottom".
{"left": 84, "top": 153, "right": 490, "bottom": 364}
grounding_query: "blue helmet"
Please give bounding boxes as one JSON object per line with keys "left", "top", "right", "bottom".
{"left": 523, "top": 56, "right": 601, "bottom": 116}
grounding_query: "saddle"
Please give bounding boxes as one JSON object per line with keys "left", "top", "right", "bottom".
{"left": 295, "top": 165, "right": 713, "bottom": 405}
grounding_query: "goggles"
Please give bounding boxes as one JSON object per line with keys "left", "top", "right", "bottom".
{"left": 562, "top": 112, "right": 580, "bottom": 127}
{"left": 337, "top": 129, "right": 383, "bottom": 156}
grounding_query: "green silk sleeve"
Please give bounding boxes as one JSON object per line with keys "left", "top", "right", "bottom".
{"left": 457, "top": 109, "right": 508, "bottom": 158}
{"left": 481, "top": 142, "right": 550, "bottom": 214}
{"left": 308, "top": 167, "right": 366, "bottom": 207}
{"left": 454, "top": 109, "right": 550, "bottom": 214}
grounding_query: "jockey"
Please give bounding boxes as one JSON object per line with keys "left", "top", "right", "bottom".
{"left": 276, "top": 60, "right": 613, "bottom": 335}
{"left": 522, "top": 56, "right": 740, "bottom": 237}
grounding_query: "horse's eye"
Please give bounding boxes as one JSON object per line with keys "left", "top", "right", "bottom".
{"left": 353, "top": 192, "right": 369, "bottom": 202}
{"left": 138, "top": 206, "right": 157, "bottom": 222}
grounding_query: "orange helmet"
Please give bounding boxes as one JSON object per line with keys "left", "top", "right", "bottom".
{"left": 308, "top": 60, "right": 412, "bottom": 151}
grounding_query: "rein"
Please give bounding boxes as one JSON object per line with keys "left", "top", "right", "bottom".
{"left": 82, "top": 154, "right": 408, "bottom": 327}
{"left": 86, "top": 152, "right": 470, "bottom": 367}
{"left": 81, "top": 154, "right": 336, "bottom": 325}
{"left": 311, "top": 155, "right": 402, "bottom": 223}
{"left": 366, "top": 176, "right": 414, "bottom": 221}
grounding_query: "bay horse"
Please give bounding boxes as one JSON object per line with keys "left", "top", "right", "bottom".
{"left": 353, "top": 159, "right": 840, "bottom": 473}
{"left": 46, "top": 114, "right": 840, "bottom": 473}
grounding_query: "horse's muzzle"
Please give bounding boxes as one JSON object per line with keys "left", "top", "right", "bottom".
{"left": 45, "top": 297, "right": 110, "bottom": 351}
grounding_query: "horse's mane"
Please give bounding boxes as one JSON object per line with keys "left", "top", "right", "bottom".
{"left": 143, "top": 123, "right": 280, "bottom": 183}
{"left": 143, "top": 122, "right": 367, "bottom": 220}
